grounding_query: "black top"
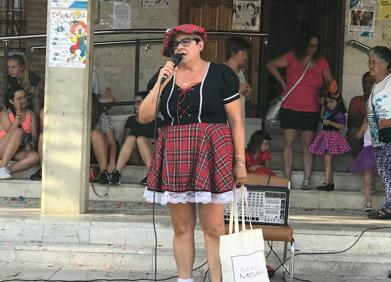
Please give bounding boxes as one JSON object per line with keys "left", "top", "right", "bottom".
{"left": 147, "top": 63, "right": 240, "bottom": 126}
{"left": 125, "top": 115, "right": 163, "bottom": 138}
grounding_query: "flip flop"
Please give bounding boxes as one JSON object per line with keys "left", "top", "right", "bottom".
{"left": 368, "top": 208, "right": 391, "bottom": 220}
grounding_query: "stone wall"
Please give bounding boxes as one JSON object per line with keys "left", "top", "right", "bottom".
{"left": 342, "top": 0, "right": 391, "bottom": 104}
{"left": 22, "top": 0, "right": 180, "bottom": 115}
{"left": 19, "top": 1, "right": 391, "bottom": 114}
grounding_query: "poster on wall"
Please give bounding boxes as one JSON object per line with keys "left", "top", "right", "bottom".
{"left": 113, "top": 2, "right": 131, "bottom": 29}
{"left": 379, "top": 0, "right": 391, "bottom": 19}
{"left": 348, "top": 0, "right": 375, "bottom": 37}
{"left": 232, "top": 0, "right": 261, "bottom": 31}
{"left": 48, "top": 9, "right": 88, "bottom": 68}
{"left": 51, "top": 0, "right": 87, "bottom": 9}
{"left": 141, "top": 0, "right": 169, "bottom": 8}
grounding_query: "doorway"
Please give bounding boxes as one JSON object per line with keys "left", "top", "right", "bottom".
{"left": 262, "top": 0, "right": 346, "bottom": 107}
{"left": 179, "top": 0, "right": 346, "bottom": 117}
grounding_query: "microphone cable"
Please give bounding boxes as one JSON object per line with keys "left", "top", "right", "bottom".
{"left": 151, "top": 81, "right": 164, "bottom": 282}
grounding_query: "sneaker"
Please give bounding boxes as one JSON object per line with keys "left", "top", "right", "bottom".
{"left": 300, "top": 180, "right": 312, "bottom": 190}
{"left": 317, "top": 183, "right": 335, "bottom": 191}
{"left": 140, "top": 176, "right": 147, "bottom": 186}
{"left": 0, "top": 167, "right": 12, "bottom": 179}
{"left": 363, "top": 203, "right": 373, "bottom": 212}
{"left": 95, "top": 170, "right": 110, "bottom": 184}
{"left": 110, "top": 170, "right": 121, "bottom": 185}
{"left": 30, "top": 168, "right": 42, "bottom": 181}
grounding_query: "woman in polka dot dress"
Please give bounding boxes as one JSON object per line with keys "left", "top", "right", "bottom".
{"left": 308, "top": 94, "right": 351, "bottom": 191}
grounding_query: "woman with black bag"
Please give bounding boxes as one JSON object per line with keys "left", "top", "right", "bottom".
{"left": 366, "top": 46, "right": 391, "bottom": 220}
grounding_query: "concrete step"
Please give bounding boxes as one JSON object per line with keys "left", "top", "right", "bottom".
{"left": 7, "top": 163, "right": 382, "bottom": 192}
{"left": 271, "top": 152, "right": 354, "bottom": 172}
{"left": 0, "top": 263, "right": 210, "bottom": 282}
{"left": 0, "top": 209, "right": 390, "bottom": 280}
{"left": 0, "top": 179, "right": 387, "bottom": 211}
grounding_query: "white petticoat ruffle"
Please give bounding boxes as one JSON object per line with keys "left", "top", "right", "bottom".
{"left": 143, "top": 187, "right": 235, "bottom": 205}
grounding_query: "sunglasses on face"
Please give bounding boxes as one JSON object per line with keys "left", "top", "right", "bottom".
{"left": 171, "top": 37, "right": 201, "bottom": 49}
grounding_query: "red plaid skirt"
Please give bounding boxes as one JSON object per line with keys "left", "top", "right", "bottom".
{"left": 146, "top": 123, "right": 234, "bottom": 194}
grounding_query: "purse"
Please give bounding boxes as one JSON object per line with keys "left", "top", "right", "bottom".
{"left": 219, "top": 186, "right": 270, "bottom": 282}
{"left": 89, "top": 167, "right": 109, "bottom": 197}
{"left": 266, "top": 58, "right": 312, "bottom": 122}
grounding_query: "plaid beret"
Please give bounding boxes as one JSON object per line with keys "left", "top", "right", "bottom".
{"left": 162, "top": 24, "right": 207, "bottom": 57}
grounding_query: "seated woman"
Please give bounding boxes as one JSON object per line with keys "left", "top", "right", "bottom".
{"left": 0, "top": 86, "right": 40, "bottom": 179}
{"left": 7, "top": 54, "right": 44, "bottom": 118}
{"left": 111, "top": 92, "right": 163, "bottom": 185}
{"left": 91, "top": 95, "right": 117, "bottom": 184}
{"left": 245, "top": 130, "right": 275, "bottom": 176}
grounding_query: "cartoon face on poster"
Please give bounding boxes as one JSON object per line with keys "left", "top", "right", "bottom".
{"left": 49, "top": 9, "right": 88, "bottom": 68}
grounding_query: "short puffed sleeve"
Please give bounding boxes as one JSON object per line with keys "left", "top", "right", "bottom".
{"left": 219, "top": 64, "right": 240, "bottom": 104}
{"left": 285, "top": 51, "right": 295, "bottom": 65}
{"left": 318, "top": 57, "right": 330, "bottom": 73}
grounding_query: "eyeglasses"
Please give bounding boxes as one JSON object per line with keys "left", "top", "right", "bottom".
{"left": 308, "top": 43, "right": 318, "bottom": 48}
{"left": 172, "top": 37, "right": 200, "bottom": 49}
{"left": 367, "top": 60, "right": 385, "bottom": 66}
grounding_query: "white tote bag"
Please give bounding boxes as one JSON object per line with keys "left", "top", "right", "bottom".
{"left": 220, "top": 186, "right": 270, "bottom": 282}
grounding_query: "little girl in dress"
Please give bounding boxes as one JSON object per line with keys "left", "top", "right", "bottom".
{"left": 245, "top": 130, "right": 275, "bottom": 176}
{"left": 350, "top": 118, "right": 377, "bottom": 212}
{"left": 309, "top": 95, "right": 351, "bottom": 191}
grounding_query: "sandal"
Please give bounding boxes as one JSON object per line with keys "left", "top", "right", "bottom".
{"left": 368, "top": 208, "right": 391, "bottom": 220}
{"left": 363, "top": 203, "right": 373, "bottom": 212}
{"left": 300, "top": 180, "right": 312, "bottom": 190}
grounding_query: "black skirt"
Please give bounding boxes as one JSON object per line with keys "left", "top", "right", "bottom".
{"left": 279, "top": 108, "right": 320, "bottom": 132}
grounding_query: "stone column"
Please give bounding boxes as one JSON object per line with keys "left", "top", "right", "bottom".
{"left": 41, "top": 1, "right": 94, "bottom": 214}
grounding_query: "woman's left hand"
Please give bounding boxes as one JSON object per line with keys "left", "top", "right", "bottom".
{"left": 234, "top": 163, "right": 247, "bottom": 186}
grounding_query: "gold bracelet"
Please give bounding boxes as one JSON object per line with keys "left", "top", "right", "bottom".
{"left": 235, "top": 162, "right": 245, "bottom": 166}
{"left": 235, "top": 154, "right": 245, "bottom": 159}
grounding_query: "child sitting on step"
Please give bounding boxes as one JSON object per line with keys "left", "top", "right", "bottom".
{"left": 245, "top": 130, "right": 275, "bottom": 176}
{"left": 350, "top": 117, "right": 377, "bottom": 212}
{"left": 308, "top": 94, "right": 351, "bottom": 191}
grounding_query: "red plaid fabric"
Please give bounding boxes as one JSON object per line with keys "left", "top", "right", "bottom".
{"left": 146, "top": 122, "right": 234, "bottom": 193}
{"left": 162, "top": 24, "right": 207, "bottom": 57}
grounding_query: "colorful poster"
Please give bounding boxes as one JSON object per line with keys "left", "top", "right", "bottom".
{"left": 232, "top": 0, "right": 261, "bottom": 31}
{"left": 379, "top": 0, "right": 391, "bottom": 19}
{"left": 51, "top": 0, "right": 87, "bottom": 9}
{"left": 49, "top": 9, "right": 88, "bottom": 68}
{"left": 348, "top": 0, "right": 375, "bottom": 37}
{"left": 141, "top": 0, "right": 169, "bottom": 8}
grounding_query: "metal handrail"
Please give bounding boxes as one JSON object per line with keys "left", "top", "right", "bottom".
{"left": 30, "top": 38, "right": 163, "bottom": 52}
{"left": 1, "top": 29, "right": 270, "bottom": 118}
{"left": 349, "top": 40, "right": 371, "bottom": 53}
{"left": 0, "top": 29, "right": 270, "bottom": 42}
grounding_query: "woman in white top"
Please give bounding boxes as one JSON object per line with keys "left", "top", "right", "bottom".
{"left": 224, "top": 36, "right": 252, "bottom": 119}
{"left": 366, "top": 46, "right": 391, "bottom": 220}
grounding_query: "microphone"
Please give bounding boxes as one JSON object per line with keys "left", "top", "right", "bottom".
{"left": 160, "top": 53, "right": 183, "bottom": 84}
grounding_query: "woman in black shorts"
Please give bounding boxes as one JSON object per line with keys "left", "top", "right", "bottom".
{"left": 267, "top": 33, "right": 336, "bottom": 189}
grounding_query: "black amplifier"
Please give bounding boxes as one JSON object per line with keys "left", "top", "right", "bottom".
{"left": 224, "top": 185, "right": 290, "bottom": 226}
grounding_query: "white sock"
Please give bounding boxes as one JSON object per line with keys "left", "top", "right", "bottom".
{"left": 178, "top": 279, "right": 194, "bottom": 282}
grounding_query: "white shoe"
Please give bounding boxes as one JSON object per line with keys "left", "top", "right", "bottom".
{"left": 0, "top": 167, "right": 12, "bottom": 179}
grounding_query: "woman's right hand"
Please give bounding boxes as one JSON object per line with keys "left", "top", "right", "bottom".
{"left": 157, "top": 61, "right": 176, "bottom": 89}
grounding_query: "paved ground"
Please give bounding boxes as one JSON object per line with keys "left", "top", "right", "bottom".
{"left": 0, "top": 263, "right": 286, "bottom": 282}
